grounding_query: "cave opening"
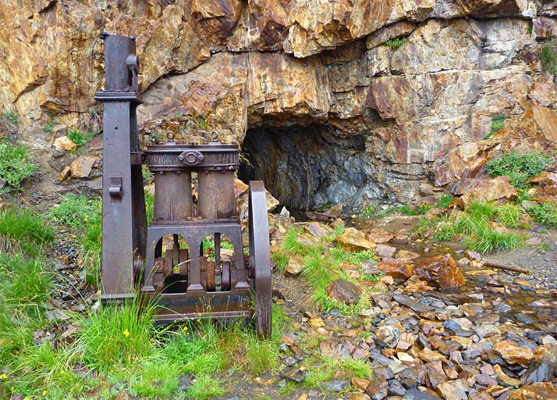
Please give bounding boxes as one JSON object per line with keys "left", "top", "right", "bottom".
{"left": 238, "top": 124, "right": 371, "bottom": 214}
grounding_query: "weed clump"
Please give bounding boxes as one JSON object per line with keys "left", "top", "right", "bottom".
{"left": 0, "top": 142, "right": 37, "bottom": 193}
{"left": 48, "top": 194, "right": 98, "bottom": 229}
{"left": 66, "top": 128, "right": 95, "bottom": 147}
{"left": 528, "top": 202, "right": 557, "bottom": 227}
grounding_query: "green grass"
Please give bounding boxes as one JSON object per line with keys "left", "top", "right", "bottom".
{"left": 282, "top": 227, "right": 306, "bottom": 255}
{"left": 420, "top": 200, "right": 523, "bottom": 253}
{"left": 76, "top": 297, "right": 162, "bottom": 370}
{"left": 484, "top": 115, "right": 506, "bottom": 140}
{"left": 0, "top": 142, "right": 38, "bottom": 193}
{"left": 0, "top": 208, "right": 54, "bottom": 255}
{"left": 467, "top": 224, "right": 520, "bottom": 253}
{"left": 399, "top": 205, "right": 418, "bottom": 215}
{"left": 384, "top": 37, "right": 407, "bottom": 49}
{"left": 486, "top": 151, "right": 552, "bottom": 189}
{"left": 271, "top": 252, "right": 289, "bottom": 273}
{"left": 496, "top": 202, "right": 523, "bottom": 228}
{"left": 303, "top": 357, "right": 372, "bottom": 389}
{"left": 278, "top": 228, "right": 376, "bottom": 314}
{"left": 66, "top": 128, "right": 95, "bottom": 147}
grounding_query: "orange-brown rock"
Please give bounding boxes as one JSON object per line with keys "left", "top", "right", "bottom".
{"left": 377, "top": 259, "right": 414, "bottom": 280}
{"left": 415, "top": 254, "right": 465, "bottom": 289}
{"left": 456, "top": 176, "right": 518, "bottom": 209}
{"left": 326, "top": 279, "right": 361, "bottom": 305}
{"left": 493, "top": 340, "right": 534, "bottom": 367}
{"left": 53, "top": 136, "right": 77, "bottom": 152}
{"left": 69, "top": 156, "right": 96, "bottom": 179}
{"left": 528, "top": 172, "right": 557, "bottom": 196}
{"left": 334, "top": 228, "right": 376, "bottom": 253}
{"left": 367, "top": 228, "right": 394, "bottom": 244}
{"left": 493, "top": 106, "right": 557, "bottom": 151}
{"left": 508, "top": 382, "right": 557, "bottom": 399}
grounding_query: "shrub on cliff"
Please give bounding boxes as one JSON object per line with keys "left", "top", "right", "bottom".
{"left": 486, "top": 151, "right": 552, "bottom": 189}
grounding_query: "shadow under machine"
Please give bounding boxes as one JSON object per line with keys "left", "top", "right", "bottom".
{"left": 95, "top": 31, "right": 272, "bottom": 337}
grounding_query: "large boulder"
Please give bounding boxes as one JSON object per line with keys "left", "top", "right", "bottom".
{"left": 415, "top": 254, "right": 465, "bottom": 289}
{"left": 454, "top": 176, "right": 518, "bottom": 208}
{"left": 326, "top": 279, "right": 361, "bottom": 305}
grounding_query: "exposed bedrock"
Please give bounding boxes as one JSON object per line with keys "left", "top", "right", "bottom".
{"left": 2, "top": 1, "right": 557, "bottom": 211}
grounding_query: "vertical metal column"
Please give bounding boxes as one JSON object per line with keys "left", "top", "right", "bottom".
{"left": 95, "top": 32, "right": 146, "bottom": 299}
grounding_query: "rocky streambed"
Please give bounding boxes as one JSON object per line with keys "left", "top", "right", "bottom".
{"left": 268, "top": 215, "right": 557, "bottom": 400}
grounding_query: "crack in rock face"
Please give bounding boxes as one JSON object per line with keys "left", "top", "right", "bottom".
{"left": 238, "top": 124, "right": 380, "bottom": 213}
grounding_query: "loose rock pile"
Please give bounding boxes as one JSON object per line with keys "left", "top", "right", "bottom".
{"left": 274, "top": 219, "right": 557, "bottom": 400}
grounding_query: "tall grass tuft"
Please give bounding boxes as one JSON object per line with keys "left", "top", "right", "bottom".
{"left": 0, "top": 208, "right": 54, "bottom": 255}
{"left": 75, "top": 296, "right": 160, "bottom": 370}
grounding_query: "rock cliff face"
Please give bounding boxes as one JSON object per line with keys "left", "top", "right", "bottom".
{"left": 1, "top": 0, "right": 557, "bottom": 211}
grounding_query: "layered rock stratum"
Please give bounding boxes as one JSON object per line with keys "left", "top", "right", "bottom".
{"left": 1, "top": 0, "right": 557, "bottom": 210}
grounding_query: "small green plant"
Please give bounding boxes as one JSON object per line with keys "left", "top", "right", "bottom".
{"left": 496, "top": 202, "right": 522, "bottom": 228}
{"left": 149, "top": 132, "right": 162, "bottom": 143}
{"left": 44, "top": 120, "right": 56, "bottom": 133}
{"left": 486, "top": 151, "right": 552, "bottom": 189}
{"left": 540, "top": 40, "right": 557, "bottom": 74}
{"left": 484, "top": 115, "right": 506, "bottom": 139}
{"left": 528, "top": 202, "right": 557, "bottom": 227}
{"left": 197, "top": 116, "right": 207, "bottom": 130}
{"left": 436, "top": 194, "right": 454, "bottom": 208}
{"left": 3, "top": 111, "right": 19, "bottom": 126}
{"left": 66, "top": 128, "right": 95, "bottom": 147}
{"left": 359, "top": 206, "right": 375, "bottom": 219}
{"left": 418, "top": 201, "right": 432, "bottom": 214}
{"left": 399, "top": 205, "right": 418, "bottom": 215}
{"left": 384, "top": 37, "right": 407, "bottom": 49}
{"left": 76, "top": 296, "right": 162, "bottom": 370}
{"left": 49, "top": 195, "right": 98, "bottom": 229}
{"left": 527, "top": 21, "right": 533, "bottom": 35}
{"left": 537, "top": 241, "right": 552, "bottom": 253}
{"left": 0, "top": 142, "right": 38, "bottom": 192}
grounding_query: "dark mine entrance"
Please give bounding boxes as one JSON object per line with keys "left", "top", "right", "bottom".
{"left": 238, "top": 124, "right": 369, "bottom": 213}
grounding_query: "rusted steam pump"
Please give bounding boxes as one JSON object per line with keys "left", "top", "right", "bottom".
{"left": 95, "top": 32, "right": 272, "bottom": 337}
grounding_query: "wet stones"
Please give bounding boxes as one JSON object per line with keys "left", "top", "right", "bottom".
{"left": 378, "top": 259, "right": 414, "bottom": 280}
{"left": 375, "top": 326, "right": 401, "bottom": 348}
